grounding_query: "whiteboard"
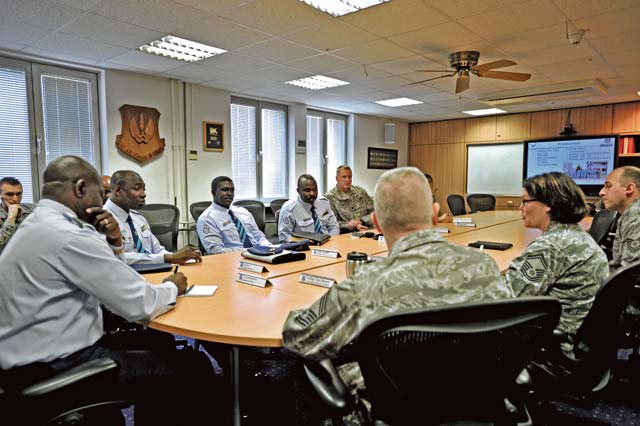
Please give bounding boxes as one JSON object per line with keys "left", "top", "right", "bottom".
{"left": 466, "top": 143, "right": 524, "bottom": 196}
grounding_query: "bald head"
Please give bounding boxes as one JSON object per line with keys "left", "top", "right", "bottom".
{"left": 374, "top": 167, "right": 433, "bottom": 235}
{"left": 102, "top": 175, "right": 111, "bottom": 204}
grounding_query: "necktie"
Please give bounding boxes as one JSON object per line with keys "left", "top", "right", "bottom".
{"left": 126, "top": 215, "right": 147, "bottom": 253}
{"left": 229, "top": 210, "right": 252, "bottom": 248}
{"left": 310, "top": 205, "right": 323, "bottom": 234}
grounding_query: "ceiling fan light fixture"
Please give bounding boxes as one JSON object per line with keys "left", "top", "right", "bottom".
{"left": 299, "top": 0, "right": 390, "bottom": 17}
{"left": 463, "top": 108, "right": 507, "bottom": 116}
{"left": 375, "top": 97, "right": 423, "bottom": 107}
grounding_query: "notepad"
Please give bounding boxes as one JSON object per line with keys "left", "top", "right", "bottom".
{"left": 181, "top": 285, "right": 218, "bottom": 297}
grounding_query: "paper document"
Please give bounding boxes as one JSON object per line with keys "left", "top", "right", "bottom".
{"left": 182, "top": 285, "right": 218, "bottom": 297}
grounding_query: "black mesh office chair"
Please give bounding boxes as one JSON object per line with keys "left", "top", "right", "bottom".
{"left": 0, "top": 357, "right": 131, "bottom": 425}
{"left": 304, "top": 297, "right": 561, "bottom": 425}
{"left": 269, "top": 198, "right": 288, "bottom": 216}
{"left": 139, "top": 204, "right": 180, "bottom": 252}
{"left": 189, "top": 201, "right": 211, "bottom": 223}
{"left": 234, "top": 200, "right": 266, "bottom": 231}
{"left": 467, "top": 193, "right": 496, "bottom": 212}
{"left": 588, "top": 209, "right": 618, "bottom": 261}
{"left": 446, "top": 194, "right": 467, "bottom": 216}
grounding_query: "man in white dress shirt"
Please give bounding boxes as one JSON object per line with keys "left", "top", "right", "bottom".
{"left": 104, "top": 170, "right": 201, "bottom": 265}
{"left": 197, "top": 176, "right": 272, "bottom": 254}
{"left": 278, "top": 174, "right": 339, "bottom": 242}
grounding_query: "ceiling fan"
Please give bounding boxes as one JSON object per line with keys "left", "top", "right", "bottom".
{"left": 409, "top": 51, "right": 531, "bottom": 94}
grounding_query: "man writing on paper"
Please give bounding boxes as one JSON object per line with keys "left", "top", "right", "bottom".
{"left": 325, "top": 165, "right": 374, "bottom": 233}
{"left": 282, "top": 167, "right": 510, "bottom": 423}
{"left": 104, "top": 170, "right": 201, "bottom": 265}
{"left": 278, "top": 174, "right": 339, "bottom": 242}
{"left": 0, "top": 177, "right": 34, "bottom": 253}
{"left": 0, "top": 156, "right": 217, "bottom": 425}
{"left": 599, "top": 166, "right": 640, "bottom": 272}
{"left": 197, "top": 176, "right": 272, "bottom": 254}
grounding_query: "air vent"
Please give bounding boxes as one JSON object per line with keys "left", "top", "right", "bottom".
{"left": 480, "top": 79, "right": 607, "bottom": 106}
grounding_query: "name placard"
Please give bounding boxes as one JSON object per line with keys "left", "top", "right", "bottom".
{"left": 435, "top": 227, "right": 450, "bottom": 233}
{"left": 299, "top": 273, "right": 337, "bottom": 289}
{"left": 311, "top": 248, "right": 341, "bottom": 258}
{"left": 239, "top": 261, "right": 268, "bottom": 273}
{"left": 455, "top": 222, "right": 477, "bottom": 228}
{"left": 377, "top": 235, "right": 386, "bottom": 243}
{"left": 236, "top": 272, "right": 271, "bottom": 288}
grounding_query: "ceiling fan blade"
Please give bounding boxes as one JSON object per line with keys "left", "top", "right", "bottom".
{"left": 476, "top": 70, "right": 531, "bottom": 82}
{"left": 401, "top": 72, "right": 457, "bottom": 87}
{"left": 455, "top": 74, "right": 470, "bottom": 93}
{"left": 473, "top": 59, "right": 517, "bottom": 72}
{"left": 415, "top": 69, "right": 452, "bottom": 73}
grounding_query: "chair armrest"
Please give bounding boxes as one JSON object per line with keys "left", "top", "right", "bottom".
{"left": 303, "top": 359, "right": 354, "bottom": 414}
{"left": 22, "top": 358, "right": 119, "bottom": 397}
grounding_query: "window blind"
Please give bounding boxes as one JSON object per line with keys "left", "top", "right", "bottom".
{"left": 326, "top": 118, "right": 346, "bottom": 182}
{"left": 0, "top": 66, "right": 34, "bottom": 202}
{"left": 231, "top": 103, "right": 257, "bottom": 199}
{"left": 306, "top": 115, "right": 323, "bottom": 194}
{"left": 261, "top": 108, "right": 287, "bottom": 199}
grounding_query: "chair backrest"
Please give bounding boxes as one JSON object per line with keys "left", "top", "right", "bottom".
{"left": 233, "top": 200, "right": 266, "bottom": 231}
{"left": 189, "top": 201, "right": 211, "bottom": 222}
{"left": 446, "top": 194, "right": 467, "bottom": 216}
{"left": 269, "top": 198, "right": 288, "bottom": 216}
{"left": 139, "top": 204, "right": 180, "bottom": 252}
{"left": 467, "top": 193, "right": 496, "bottom": 212}
{"left": 588, "top": 209, "right": 617, "bottom": 245}
{"left": 570, "top": 260, "right": 640, "bottom": 387}
{"left": 355, "top": 297, "right": 561, "bottom": 425}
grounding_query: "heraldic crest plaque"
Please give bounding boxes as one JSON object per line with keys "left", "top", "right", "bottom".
{"left": 116, "top": 104, "right": 165, "bottom": 163}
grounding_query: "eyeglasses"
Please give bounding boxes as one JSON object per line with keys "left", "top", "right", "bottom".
{"left": 521, "top": 198, "right": 537, "bottom": 206}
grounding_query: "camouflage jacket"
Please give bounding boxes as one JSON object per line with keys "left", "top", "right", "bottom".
{"left": 325, "top": 185, "right": 374, "bottom": 232}
{"left": 610, "top": 197, "right": 640, "bottom": 271}
{"left": 504, "top": 222, "right": 609, "bottom": 339}
{"left": 282, "top": 229, "right": 511, "bottom": 360}
{"left": 0, "top": 203, "right": 34, "bottom": 253}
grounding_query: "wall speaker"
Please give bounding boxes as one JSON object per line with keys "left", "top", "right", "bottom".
{"left": 384, "top": 123, "right": 395, "bottom": 145}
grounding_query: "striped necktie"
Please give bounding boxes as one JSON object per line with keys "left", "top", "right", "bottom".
{"left": 126, "top": 215, "right": 147, "bottom": 253}
{"left": 229, "top": 210, "right": 252, "bottom": 248}
{"left": 310, "top": 205, "right": 323, "bottom": 234}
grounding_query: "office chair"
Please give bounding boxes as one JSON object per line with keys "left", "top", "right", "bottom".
{"left": 446, "top": 194, "right": 467, "bottom": 216}
{"left": 234, "top": 199, "right": 266, "bottom": 231}
{"left": 189, "top": 201, "right": 211, "bottom": 223}
{"left": 588, "top": 209, "right": 618, "bottom": 261}
{"left": 139, "top": 204, "right": 180, "bottom": 252}
{"left": 467, "top": 193, "right": 496, "bottom": 212}
{"left": 0, "top": 357, "right": 131, "bottom": 425}
{"left": 269, "top": 198, "right": 288, "bottom": 216}
{"left": 525, "top": 260, "right": 640, "bottom": 412}
{"left": 304, "top": 297, "right": 561, "bottom": 425}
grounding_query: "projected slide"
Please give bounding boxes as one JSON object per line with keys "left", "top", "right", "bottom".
{"left": 526, "top": 137, "right": 616, "bottom": 185}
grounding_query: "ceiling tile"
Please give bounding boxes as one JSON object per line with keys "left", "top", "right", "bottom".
{"left": 108, "top": 50, "right": 186, "bottom": 72}
{"left": 332, "top": 39, "right": 414, "bottom": 65}
{"left": 248, "top": 65, "right": 313, "bottom": 83}
{"left": 360, "top": 75, "right": 414, "bottom": 91}
{"left": 518, "top": 43, "right": 594, "bottom": 67}
{"left": 220, "top": 0, "right": 330, "bottom": 36}
{"left": 0, "top": 40, "right": 28, "bottom": 51}
{"left": 341, "top": 0, "right": 449, "bottom": 37}
{"left": 51, "top": 0, "right": 101, "bottom": 9}
{"left": 328, "top": 66, "right": 391, "bottom": 83}
{"left": 199, "top": 52, "right": 275, "bottom": 72}
{"left": 491, "top": 23, "right": 567, "bottom": 56}
{"left": 458, "top": 0, "right": 565, "bottom": 40}
{"left": 236, "top": 38, "right": 320, "bottom": 64}
{"left": 22, "top": 46, "right": 101, "bottom": 65}
{"left": 424, "top": 0, "right": 527, "bottom": 20}
{"left": 6, "top": 0, "right": 83, "bottom": 30}
{"left": 205, "top": 75, "right": 273, "bottom": 92}
{"left": 173, "top": 15, "right": 272, "bottom": 51}
{"left": 60, "top": 13, "right": 164, "bottom": 49}
{"left": 370, "top": 55, "right": 444, "bottom": 75}
{"left": 590, "top": 29, "right": 640, "bottom": 55}
{"left": 288, "top": 54, "right": 353, "bottom": 74}
{"left": 91, "top": 0, "right": 207, "bottom": 32}
{"left": 32, "top": 32, "right": 129, "bottom": 61}
{"left": 553, "top": 0, "right": 639, "bottom": 20}
{"left": 98, "top": 60, "right": 153, "bottom": 74}
{"left": 285, "top": 19, "right": 377, "bottom": 52}
{"left": 173, "top": 0, "right": 245, "bottom": 14}
{"left": 0, "top": 18, "right": 51, "bottom": 45}
{"left": 534, "top": 56, "right": 617, "bottom": 79}
{"left": 575, "top": 6, "right": 640, "bottom": 40}
{"left": 160, "top": 63, "right": 232, "bottom": 82}
{"left": 389, "top": 21, "right": 482, "bottom": 55}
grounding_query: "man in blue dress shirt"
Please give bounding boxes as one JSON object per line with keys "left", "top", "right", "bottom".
{"left": 278, "top": 174, "right": 339, "bottom": 242}
{"left": 197, "top": 176, "right": 272, "bottom": 254}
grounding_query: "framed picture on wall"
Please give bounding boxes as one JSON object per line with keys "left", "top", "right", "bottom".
{"left": 367, "top": 147, "right": 398, "bottom": 169}
{"left": 203, "top": 121, "right": 223, "bottom": 152}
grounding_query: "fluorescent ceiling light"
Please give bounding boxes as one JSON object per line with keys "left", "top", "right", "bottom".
{"left": 375, "top": 97, "right": 423, "bottom": 107}
{"left": 285, "top": 75, "right": 350, "bottom": 90}
{"left": 138, "top": 35, "right": 226, "bottom": 63}
{"left": 462, "top": 108, "right": 507, "bottom": 116}
{"left": 299, "top": 0, "right": 390, "bottom": 17}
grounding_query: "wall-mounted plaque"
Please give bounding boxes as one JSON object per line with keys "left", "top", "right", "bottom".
{"left": 367, "top": 147, "right": 398, "bottom": 170}
{"left": 115, "top": 104, "right": 165, "bottom": 163}
{"left": 203, "top": 121, "right": 223, "bottom": 152}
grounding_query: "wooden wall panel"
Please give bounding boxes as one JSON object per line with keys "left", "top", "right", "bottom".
{"left": 436, "top": 119, "right": 466, "bottom": 143}
{"left": 496, "top": 113, "right": 530, "bottom": 140}
{"left": 465, "top": 116, "right": 497, "bottom": 142}
{"left": 530, "top": 109, "right": 567, "bottom": 139}
{"left": 571, "top": 104, "right": 613, "bottom": 135}
{"left": 409, "top": 122, "right": 437, "bottom": 145}
{"left": 613, "top": 102, "right": 640, "bottom": 133}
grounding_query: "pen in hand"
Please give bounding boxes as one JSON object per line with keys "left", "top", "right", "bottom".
{"left": 173, "top": 265, "right": 179, "bottom": 274}
{"left": 182, "top": 285, "right": 194, "bottom": 296}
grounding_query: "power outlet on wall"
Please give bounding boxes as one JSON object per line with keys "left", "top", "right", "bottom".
{"left": 189, "top": 150, "right": 198, "bottom": 160}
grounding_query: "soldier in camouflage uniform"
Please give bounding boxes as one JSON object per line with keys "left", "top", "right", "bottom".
{"left": 0, "top": 177, "right": 34, "bottom": 254}
{"left": 325, "top": 165, "right": 374, "bottom": 233}
{"left": 599, "top": 166, "right": 640, "bottom": 271}
{"left": 283, "top": 167, "right": 511, "bottom": 423}
{"left": 504, "top": 172, "right": 609, "bottom": 351}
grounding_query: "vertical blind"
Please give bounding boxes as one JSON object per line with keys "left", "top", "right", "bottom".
{"left": 326, "top": 118, "right": 346, "bottom": 182}
{"left": 261, "top": 108, "right": 287, "bottom": 199}
{"left": 41, "top": 74, "right": 95, "bottom": 166}
{"left": 0, "top": 66, "right": 33, "bottom": 202}
{"left": 306, "top": 115, "right": 323, "bottom": 194}
{"left": 231, "top": 103, "right": 257, "bottom": 199}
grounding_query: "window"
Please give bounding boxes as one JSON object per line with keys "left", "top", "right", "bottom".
{"left": 0, "top": 57, "right": 101, "bottom": 202}
{"left": 306, "top": 110, "right": 347, "bottom": 193}
{"left": 230, "top": 97, "right": 288, "bottom": 201}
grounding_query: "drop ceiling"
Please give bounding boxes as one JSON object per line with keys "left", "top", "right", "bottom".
{"left": 1, "top": 0, "right": 639, "bottom": 122}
